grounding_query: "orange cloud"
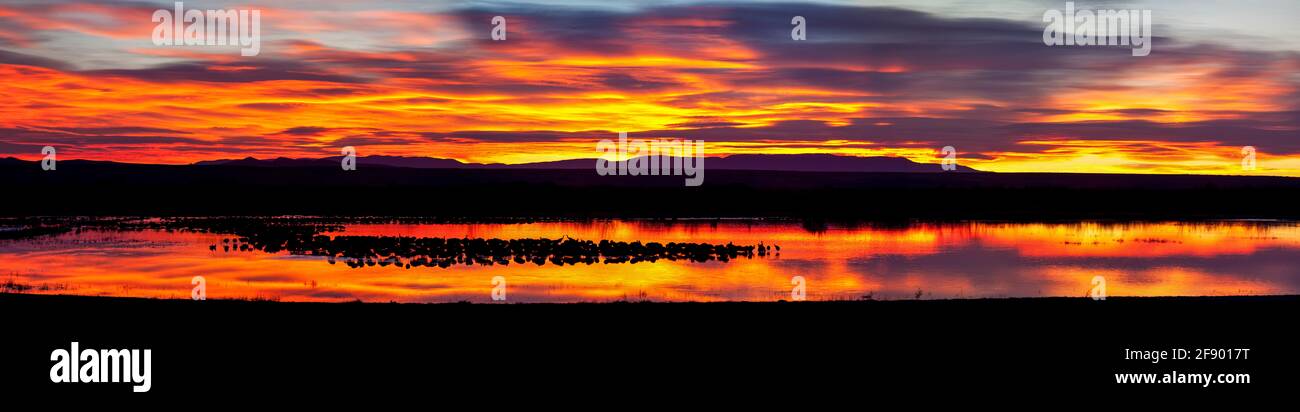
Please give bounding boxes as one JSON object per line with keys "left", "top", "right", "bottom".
{"left": 0, "top": 2, "right": 1296, "bottom": 176}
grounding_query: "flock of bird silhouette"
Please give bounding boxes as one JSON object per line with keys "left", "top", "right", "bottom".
{"left": 182, "top": 217, "right": 781, "bottom": 269}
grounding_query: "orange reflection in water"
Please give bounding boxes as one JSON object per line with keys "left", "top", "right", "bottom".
{"left": 1, "top": 221, "right": 1297, "bottom": 302}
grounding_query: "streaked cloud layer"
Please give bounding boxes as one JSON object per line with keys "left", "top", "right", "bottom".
{"left": 2, "top": 0, "right": 1298, "bottom": 174}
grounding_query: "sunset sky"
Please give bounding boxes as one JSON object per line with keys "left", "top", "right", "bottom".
{"left": 1, "top": 0, "right": 1298, "bottom": 175}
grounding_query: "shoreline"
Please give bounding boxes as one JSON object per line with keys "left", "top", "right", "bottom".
{"left": 6, "top": 163, "right": 1300, "bottom": 219}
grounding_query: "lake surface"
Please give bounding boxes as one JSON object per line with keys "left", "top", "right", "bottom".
{"left": 2, "top": 219, "right": 1297, "bottom": 302}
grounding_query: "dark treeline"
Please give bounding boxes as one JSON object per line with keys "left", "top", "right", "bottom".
{"left": 4, "top": 159, "right": 1300, "bottom": 220}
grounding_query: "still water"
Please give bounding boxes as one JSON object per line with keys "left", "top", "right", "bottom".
{"left": 1, "top": 220, "right": 1297, "bottom": 302}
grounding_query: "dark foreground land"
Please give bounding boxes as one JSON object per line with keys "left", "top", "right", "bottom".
{"left": 2, "top": 293, "right": 1295, "bottom": 404}
{"left": 5, "top": 158, "right": 1300, "bottom": 220}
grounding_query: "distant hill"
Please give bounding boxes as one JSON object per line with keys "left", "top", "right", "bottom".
{"left": 4, "top": 156, "right": 1299, "bottom": 219}
{"left": 193, "top": 153, "right": 979, "bottom": 173}
{"left": 700, "top": 154, "right": 978, "bottom": 173}
{"left": 194, "top": 155, "right": 466, "bottom": 169}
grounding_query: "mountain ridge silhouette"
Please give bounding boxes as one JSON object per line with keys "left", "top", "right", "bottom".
{"left": 190, "top": 153, "right": 979, "bottom": 173}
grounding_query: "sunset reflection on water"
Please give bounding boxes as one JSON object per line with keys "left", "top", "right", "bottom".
{"left": 1, "top": 220, "right": 1297, "bottom": 302}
